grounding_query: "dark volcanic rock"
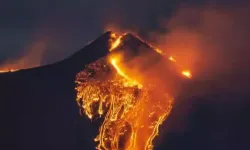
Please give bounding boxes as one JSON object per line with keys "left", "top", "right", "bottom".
{"left": 0, "top": 32, "right": 112, "bottom": 150}
{"left": 0, "top": 31, "right": 249, "bottom": 150}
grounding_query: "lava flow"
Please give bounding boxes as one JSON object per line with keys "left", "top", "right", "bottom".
{"left": 75, "top": 32, "right": 191, "bottom": 150}
{"left": 182, "top": 70, "right": 192, "bottom": 78}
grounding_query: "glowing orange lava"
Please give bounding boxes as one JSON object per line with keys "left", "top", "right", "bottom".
{"left": 182, "top": 70, "right": 192, "bottom": 78}
{"left": 154, "top": 48, "right": 166, "bottom": 56}
{"left": 109, "top": 33, "right": 127, "bottom": 51}
{"left": 169, "top": 56, "right": 176, "bottom": 62}
{"left": 0, "top": 69, "right": 19, "bottom": 73}
{"left": 75, "top": 32, "right": 192, "bottom": 150}
{"left": 110, "top": 56, "right": 142, "bottom": 88}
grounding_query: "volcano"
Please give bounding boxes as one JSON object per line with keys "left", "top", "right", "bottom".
{"left": 0, "top": 32, "right": 249, "bottom": 150}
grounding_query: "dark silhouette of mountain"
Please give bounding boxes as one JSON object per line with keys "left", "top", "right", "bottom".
{"left": 0, "top": 31, "right": 249, "bottom": 150}
{"left": 0, "top": 31, "right": 112, "bottom": 150}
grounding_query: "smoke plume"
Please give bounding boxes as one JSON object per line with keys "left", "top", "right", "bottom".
{"left": 0, "top": 31, "right": 50, "bottom": 70}
{"left": 104, "top": 1, "right": 250, "bottom": 135}
{"left": 151, "top": 1, "right": 250, "bottom": 80}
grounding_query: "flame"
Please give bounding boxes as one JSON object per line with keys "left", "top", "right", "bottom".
{"left": 182, "top": 70, "right": 192, "bottom": 78}
{"left": 169, "top": 56, "right": 176, "bottom": 62}
{"left": 0, "top": 69, "right": 19, "bottom": 73}
{"left": 110, "top": 56, "right": 142, "bottom": 88}
{"left": 75, "top": 32, "right": 193, "bottom": 150}
{"left": 111, "top": 33, "right": 117, "bottom": 39}
{"left": 154, "top": 48, "right": 166, "bottom": 56}
{"left": 109, "top": 33, "right": 127, "bottom": 51}
{"left": 75, "top": 58, "right": 173, "bottom": 150}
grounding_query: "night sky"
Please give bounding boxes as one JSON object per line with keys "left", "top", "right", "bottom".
{"left": 0, "top": 0, "right": 248, "bottom": 68}
{"left": 0, "top": 1, "right": 250, "bottom": 149}
{"left": 0, "top": 0, "right": 197, "bottom": 66}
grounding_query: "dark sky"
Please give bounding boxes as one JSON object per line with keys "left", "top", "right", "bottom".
{"left": 0, "top": 0, "right": 245, "bottom": 67}
{"left": 0, "top": 0, "right": 195, "bottom": 66}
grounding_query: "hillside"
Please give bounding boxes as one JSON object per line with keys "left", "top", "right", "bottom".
{"left": 0, "top": 31, "right": 249, "bottom": 150}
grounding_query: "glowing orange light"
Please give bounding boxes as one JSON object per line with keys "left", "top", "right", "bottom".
{"left": 169, "top": 56, "right": 176, "bottom": 62}
{"left": 154, "top": 48, "right": 166, "bottom": 56}
{"left": 182, "top": 70, "right": 192, "bottom": 78}
{"left": 75, "top": 31, "right": 193, "bottom": 150}
{"left": 0, "top": 69, "right": 19, "bottom": 73}
{"left": 110, "top": 56, "right": 142, "bottom": 88}
{"left": 109, "top": 33, "right": 127, "bottom": 51}
{"left": 111, "top": 33, "right": 117, "bottom": 39}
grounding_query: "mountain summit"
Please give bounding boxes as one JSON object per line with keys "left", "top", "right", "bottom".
{"left": 0, "top": 31, "right": 173, "bottom": 150}
{"left": 0, "top": 32, "right": 249, "bottom": 150}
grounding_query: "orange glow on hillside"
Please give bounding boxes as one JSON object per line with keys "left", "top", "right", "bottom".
{"left": 75, "top": 31, "right": 192, "bottom": 150}
{"left": 154, "top": 48, "right": 166, "bottom": 55}
{"left": 169, "top": 56, "right": 176, "bottom": 62}
{"left": 110, "top": 56, "right": 142, "bottom": 88}
{"left": 182, "top": 70, "right": 192, "bottom": 78}
{"left": 0, "top": 69, "right": 19, "bottom": 73}
{"left": 109, "top": 33, "right": 127, "bottom": 51}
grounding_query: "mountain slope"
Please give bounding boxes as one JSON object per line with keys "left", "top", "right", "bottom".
{"left": 0, "top": 31, "right": 249, "bottom": 150}
{"left": 0, "top": 31, "right": 112, "bottom": 150}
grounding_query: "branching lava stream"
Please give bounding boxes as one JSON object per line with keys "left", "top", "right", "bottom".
{"left": 75, "top": 32, "right": 191, "bottom": 150}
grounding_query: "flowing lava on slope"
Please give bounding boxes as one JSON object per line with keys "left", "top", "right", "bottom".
{"left": 109, "top": 33, "right": 127, "bottom": 52}
{"left": 75, "top": 32, "right": 192, "bottom": 150}
{"left": 169, "top": 56, "right": 176, "bottom": 62}
{"left": 109, "top": 32, "right": 192, "bottom": 79}
{"left": 182, "top": 70, "right": 192, "bottom": 78}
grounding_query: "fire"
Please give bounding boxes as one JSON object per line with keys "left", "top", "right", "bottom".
{"left": 182, "top": 70, "right": 192, "bottom": 78}
{"left": 154, "top": 48, "right": 166, "bottom": 56}
{"left": 0, "top": 69, "right": 19, "bottom": 73}
{"left": 111, "top": 33, "right": 117, "bottom": 39}
{"left": 109, "top": 33, "right": 127, "bottom": 51}
{"left": 123, "top": 33, "right": 191, "bottom": 79}
{"left": 75, "top": 32, "right": 192, "bottom": 150}
{"left": 110, "top": 56, "right": 142, "bottom": 88}
{"left": 75, "top": 58, "right": 173, "bottom": 150}
{"left": 169, "top": 56, "right": 176, "bottom": 62}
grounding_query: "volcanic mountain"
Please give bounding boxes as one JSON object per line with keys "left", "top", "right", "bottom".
{"left": 0, "top": 32, "right": 249, "bottom": 150}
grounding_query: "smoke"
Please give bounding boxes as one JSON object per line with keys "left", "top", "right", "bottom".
{"left": 150, "top": 1, "right": 250, "bottom": 80}
{"left": 0, "top": 30, "right": 50, "bottom": 70}
{"left": 106, "top": 1, "right": 250, "bottom": 137}
{"left": 147, "top": 1, "right": 250, "bottom": 135}
{"left": 105, "top": 1, "right": 250, "bottom": 81}
{"left": 2, "top": 0, "right": 250, "bottom": 73}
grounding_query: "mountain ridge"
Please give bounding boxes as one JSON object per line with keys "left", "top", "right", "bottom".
{"left": 0, "top": 31, "right": 249, "bottom": 150}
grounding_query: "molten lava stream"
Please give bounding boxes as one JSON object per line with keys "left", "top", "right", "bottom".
{"left": 75, "top": 32, "right": 193, "bottom": 150}
{"left": 75, "top": 56, "right": 173, "bottom": 150}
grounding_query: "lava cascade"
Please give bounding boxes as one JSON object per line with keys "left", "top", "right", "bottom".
{"left": 75, "top": 32, "right": 191, "bottom": 150}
